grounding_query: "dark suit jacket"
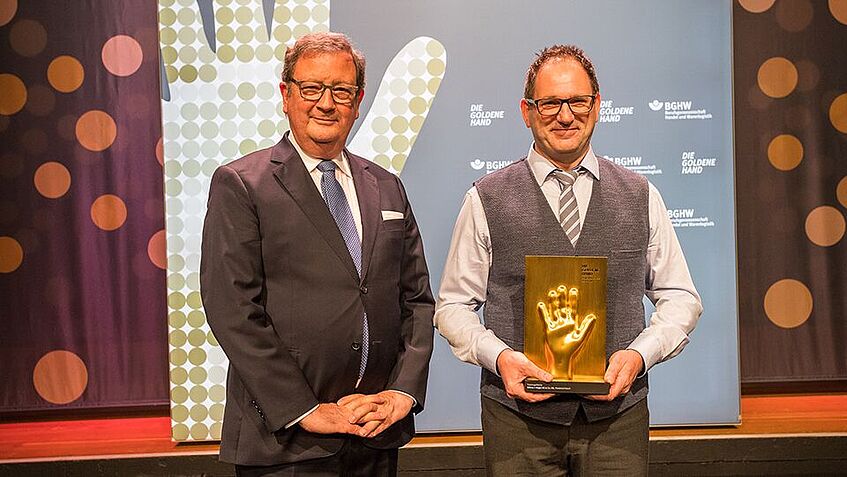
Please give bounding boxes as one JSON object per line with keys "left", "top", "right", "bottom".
{"left": 200, "top": 133, "right": 434, "bottom": 466}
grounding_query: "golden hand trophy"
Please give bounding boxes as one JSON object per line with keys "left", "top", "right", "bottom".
{"left": 524, "top": 256, "right": 610, "bottom": 394}
{"left": 538, "top": 285, "right": 596, "bottom": 380}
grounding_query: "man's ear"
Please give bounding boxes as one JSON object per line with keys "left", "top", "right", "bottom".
{"left": 592, "top": 92, "right": 602, "bottom": 122}
{"left": 280, "top": 82, "right": 290, "bottom": 115}
{"left": 354, "top": 88, "right": 365, "bottom": 119}
{"left": 520, "top": 98, "right": 532, "bottom": 128}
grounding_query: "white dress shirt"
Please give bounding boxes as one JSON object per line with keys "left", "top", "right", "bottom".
{"left": 433, "top": 144, "right": 703, "bottom": 376}
{"left": 286, "top": 133, "right": 416, "bottom": 428}
{"left": 289, "top": 133, "right": 363, "bottom": 241}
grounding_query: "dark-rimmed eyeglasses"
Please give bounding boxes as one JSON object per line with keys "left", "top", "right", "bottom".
{"left": 289, "top": 79, "right": 359, "bottom": 104}
{"left": 525, "top": 95, "right": 597, "bottom": 116}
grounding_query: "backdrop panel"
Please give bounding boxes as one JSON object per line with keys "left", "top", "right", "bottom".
{"left": 161, "top": 0, "right": 738, "bottom": 440}
{"left": 335, "top": 0, "right": 738, "bottom": 430}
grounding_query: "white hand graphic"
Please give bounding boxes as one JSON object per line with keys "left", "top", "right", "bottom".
{"left": 157, "top": 0, "right": 446, "bottom": 441}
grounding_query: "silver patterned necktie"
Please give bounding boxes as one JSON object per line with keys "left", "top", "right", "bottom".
{"left": 316, "top": 160, "right": 368, "bottom": 381}
{"left": 552, "top": 168, "right": 582, "bottom": 246}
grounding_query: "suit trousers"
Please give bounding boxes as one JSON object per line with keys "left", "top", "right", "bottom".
{"left": 234, "top": 438, "right": 398, "bottom": 477}
{"left": 481, "top": 396, "right": 649, "bottom": 477}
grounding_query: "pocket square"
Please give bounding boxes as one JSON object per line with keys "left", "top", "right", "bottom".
{"left": 381, "top": 210, "right": 404, "bottom": 220}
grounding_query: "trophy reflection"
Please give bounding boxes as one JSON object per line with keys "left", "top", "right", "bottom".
{"left": 524, "top": 256, "right": 610, "bottom": 394}
{"left": 538, "top": 285, "right": 596, "bottom": 380}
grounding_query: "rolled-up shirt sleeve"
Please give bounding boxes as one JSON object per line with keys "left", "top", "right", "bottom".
{"left": 434, "top": 187, "right": 510, "bottom": 374}
{"left": 627, "top": 182, "right": 703, "bottom": 373}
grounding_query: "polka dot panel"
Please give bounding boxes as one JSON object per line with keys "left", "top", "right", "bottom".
{"left": 159, "top": 0, "right": 328, "bottom": 442}
{"left": 347, "top": 37, "right": 447, "bottom": 175}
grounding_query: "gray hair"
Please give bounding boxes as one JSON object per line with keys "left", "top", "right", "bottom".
{"left": 282, "top": 32, "right": 366, "bottom": 90}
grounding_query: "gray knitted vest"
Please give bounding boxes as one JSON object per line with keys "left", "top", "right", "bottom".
{"left": 475, "top": 157, "right": 649, "bottom": 424}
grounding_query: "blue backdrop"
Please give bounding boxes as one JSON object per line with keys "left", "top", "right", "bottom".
{"left": 335, "top": 0, "right": 739, "bottom": 429}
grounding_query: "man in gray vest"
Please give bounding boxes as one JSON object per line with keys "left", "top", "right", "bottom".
{"left": 434, "top": 44, "right": 702, "bottom": 475}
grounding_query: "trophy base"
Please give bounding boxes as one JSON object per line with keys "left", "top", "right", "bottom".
{"left": 524, "top": 379, "right": 611, "bottom": 394}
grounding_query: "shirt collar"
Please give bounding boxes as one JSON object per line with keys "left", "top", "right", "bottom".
{"left": 288, "top": 131, "right": 352, "bottom": 179}
{"left": 526, "top": 143, "right": 600, "bottom": 187}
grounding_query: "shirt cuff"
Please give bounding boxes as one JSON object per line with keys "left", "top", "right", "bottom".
{"left": 627, "top": 333, "right": 662, "bottom": 377}
{"left": 482, "top": 340, "right": 512, "bottom": 376}
{"left": 285, "top": 404, "right": 320, "bottom": 429}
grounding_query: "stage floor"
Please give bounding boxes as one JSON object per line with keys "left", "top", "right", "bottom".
{"left": 1, "top": 393, "right": 845, "bottom": 463}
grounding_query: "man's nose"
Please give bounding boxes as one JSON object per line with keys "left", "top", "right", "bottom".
{"left": 315, "top": 88, "right": 336, "bottom": 110}
{"left": 556, "top": 103, "right": 575, "bottom": 123}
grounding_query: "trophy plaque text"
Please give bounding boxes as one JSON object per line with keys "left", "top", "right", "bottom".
{"left": 524, "top": 256, "right": 611, "bottom": 394}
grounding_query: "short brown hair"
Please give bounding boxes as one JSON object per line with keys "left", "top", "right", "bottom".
{"left": 282, "top": 32, "right": 366, "bottom": 90}
{"left": 524, "top": 44, "right": 598, "bottom": 99}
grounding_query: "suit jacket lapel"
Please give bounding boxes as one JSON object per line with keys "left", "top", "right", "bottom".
{"left": 270, "top": 134, "right": 359, "bottom": 281}
{"left": 348, "top": 150, "right": 380, "bottom": 281}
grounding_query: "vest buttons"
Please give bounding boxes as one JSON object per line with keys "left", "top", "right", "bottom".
{"left": 360, "top": 286, "right": 368, "bottom": 294}
{"left": 352, "top": 342, "right": 361, "bottom": 351}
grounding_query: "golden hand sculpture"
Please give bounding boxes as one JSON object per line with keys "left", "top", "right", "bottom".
{"left": 537, "top": 285, "right": 596, "bottom": 380}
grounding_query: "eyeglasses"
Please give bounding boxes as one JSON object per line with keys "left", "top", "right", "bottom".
{"left": 525, "top": 95, "right": 597, "bottom": 116}
{"left": 289, "top": 79, "right": 359, "bottom": 104}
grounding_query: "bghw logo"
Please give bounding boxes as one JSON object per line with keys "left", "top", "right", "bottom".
{"left": 609, "top": 155, "right": 663, "bottom": 176}
{"left": 649, "top": 99, "right": 712, "bottom": 120}
{"left": 667, "top": 208, "right": 715, "bottom": 228}
{"left": 469, "top": 159, "right": 513, "bottom": 173}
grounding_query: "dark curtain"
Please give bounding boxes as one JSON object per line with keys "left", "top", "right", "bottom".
{"left": 0, "top": 1, "right": 167, "bottom": 411}
{"left": 734, "top": 1, "right": 847, "bottom": 382}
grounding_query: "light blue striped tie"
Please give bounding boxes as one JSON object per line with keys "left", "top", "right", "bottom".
{"left": 317, "top": 160, "right": 368, "bottom": 381}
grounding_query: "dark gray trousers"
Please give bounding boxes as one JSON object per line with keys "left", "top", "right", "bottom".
{"left": 482, "top": 396, "right": 649, "bottom": 476}
{"left": 234, "top": 439, "right": 398, "bottom": 477}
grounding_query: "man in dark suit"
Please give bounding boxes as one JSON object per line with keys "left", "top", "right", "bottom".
{"left": 200, "top": 32, "right": 434, "bottom": 476}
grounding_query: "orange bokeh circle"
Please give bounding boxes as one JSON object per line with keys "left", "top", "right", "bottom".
{"left": 832, "top": 0, "right": 847, "bottom": 25}
{"left": 75, "top": 110, "right": 117, "bottom": 151}
{"left": 0, "top": 0, "right": 17, "bottom": 27}
{"left": 763, "top": 279, "right": 813, "bottom": 329}
{"left": 33, "top": 350, "right": 88, "bottom": 404}
{"left": 830, "top": 93, "right": 847, "bottom": 134}
{"left": 102, "top": 34, "right": 143, "bottom": 77}
{"left": 90, "top": 194, "right": 127, "bottom": 231}
{"left": 0, "top": 73, "right": 27, "bottom": 115}
{"left": 738, "top": 0, "right": 775, "bottom": 13}
{"left": 767, "top": 134, "right": 803, "bottom": 171}
{"left": 838, "top": 176, "right": 847, "bottom": 209}
{"left": 805, "top": 205, "right": 846, "bottom": 247}
{"left": 0, "top": 236, "right": 24, "bottom": 273}
{"left": 34, "top": 162, "right": 71, "bottom": 199}
{"left": 48, "top": 55, "right": 85, "bottom": 93}
{"left": 148, "top": 229, "right": 167, "bottom": 270}
{"left": 757, "top": 57, "right": 798, "bottom": 99}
